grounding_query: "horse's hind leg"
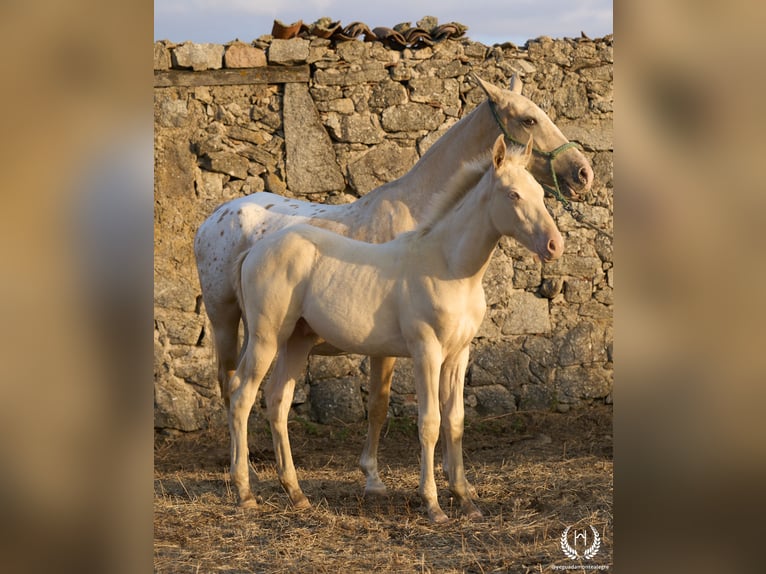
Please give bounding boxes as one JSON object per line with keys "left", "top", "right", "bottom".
{"left": 265, "top": 328, "right": 318, "bottom": 509}
{"left": 229, "top": 334, "right": 278, "bottom": 508}
{"left": 360, "top": 355, "right": 396, "bottom": 496}
{"left": 207, "top": 296, "right": 242, "bottom": 408}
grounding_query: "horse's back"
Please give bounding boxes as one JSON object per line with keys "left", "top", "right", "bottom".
{"left": 194, "top": 194, "right": 326, "bottom": 301}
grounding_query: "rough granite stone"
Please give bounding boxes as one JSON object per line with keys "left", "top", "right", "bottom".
{"left": 347, "top": 141, "right": 419, "bottom": 194}
{"left": 310, "top": 378, "right": 365, "bottom": 424}
{"left": 268, "top": 38, "right": 310, "bottom": 65}
{"left": 172, "top": 42, "right": 224, "bottom": 71}
{"left": 224, "top": 42, "right": 266, "bottom": 68}
{"left": 283, "top": 82, "right": 344, "bottom": 193}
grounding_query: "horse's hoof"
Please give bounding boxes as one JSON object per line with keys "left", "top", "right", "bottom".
{"left": 428, "top": 509, "right": 450, "bottom": 525}
{"left": 364, "top": 483, "right": 388, "bottom": 498}
{"left": 238, "top": 496, "right": 259, "bottom": 510}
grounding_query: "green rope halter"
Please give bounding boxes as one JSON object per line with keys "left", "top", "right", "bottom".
{"left": 488, "top": 99, "right": 612, "bottom": 240}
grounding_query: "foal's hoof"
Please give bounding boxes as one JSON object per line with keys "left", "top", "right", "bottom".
{"left": 462, "top": 506, "right": 484, "bottom": 521}
{"left": 290, "top": 493, "right": 311, "bottom": 510}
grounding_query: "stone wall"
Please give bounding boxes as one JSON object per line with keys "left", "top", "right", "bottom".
{"left": 153, "top": 31, "right": 613, "bottom": 431}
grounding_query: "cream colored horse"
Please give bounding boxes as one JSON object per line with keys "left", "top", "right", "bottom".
{"left": 195, "top": 74, "right": 592, "bottom": 497}
{"left": 229, "top": 135, "right": 563, "bottom": 523}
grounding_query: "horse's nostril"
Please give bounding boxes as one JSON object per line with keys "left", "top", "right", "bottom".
{"left": 548, "top": 239, "right": 558, "bottom": 254}
{"left": 578, "top": 165, "right": 593, "bottom": 186}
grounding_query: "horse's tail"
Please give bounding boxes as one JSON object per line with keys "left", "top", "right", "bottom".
{"left": 231, "top": 248, "right": 250, "bottom": 317}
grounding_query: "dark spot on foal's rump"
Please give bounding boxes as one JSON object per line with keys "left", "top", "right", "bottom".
{"left": 265, "top": 204, "right": 275, "bottom": 210}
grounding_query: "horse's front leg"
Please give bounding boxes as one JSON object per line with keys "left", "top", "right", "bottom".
{"left": 440, "top": 346, "right": 482, "bottom": 520}
{"left": 264, "top": 332, "right": 318, "bottom": 510}
{"left": 412, "top": 342, "right": 448, "bottom": 524}
{"left": 360, "top": 355, "right": 396, "bottom": 496}
{"left": 229, "top": 336, "right": 277, "bottom": 508}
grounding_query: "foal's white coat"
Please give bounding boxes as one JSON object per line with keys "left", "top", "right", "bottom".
{"left": 195, "top": 76, "right": 592, "bottom": 498}
{"left": 229, "top": 136, "right": 564, "bottom": 523}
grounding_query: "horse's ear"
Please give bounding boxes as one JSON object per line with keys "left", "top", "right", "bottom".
{"left": 492, "top": 135, "right": 506, "bottom": 169}
{"left": 472, "top": 73, "right": 504, "bottom": 103}
{"left": 509, "top": 74, "right": 523, "bottom": 94}
{"left": 524, "top": 135, "right": 534, "bottom": 167}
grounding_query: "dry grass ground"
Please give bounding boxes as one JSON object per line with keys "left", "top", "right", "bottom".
{"left": 155, "top": 406, "right": 612, "bottom": 573}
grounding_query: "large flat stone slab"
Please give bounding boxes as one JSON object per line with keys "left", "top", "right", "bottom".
{"left": 283, "top": 82, "right": 344, "bottom": 194}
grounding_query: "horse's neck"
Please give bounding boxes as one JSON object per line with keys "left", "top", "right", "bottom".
{"left": 347, "top": 102, "right": 498, "bottom": 227}
{"left": 421, "top": 178, "right": 501, "bottom": 281}
{"left": 401, "top": 101, "right": 496, "bottom": 194}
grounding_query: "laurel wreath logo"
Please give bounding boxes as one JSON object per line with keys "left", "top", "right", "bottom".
{"left": 560, "top": 525, "right": 601, "bottom": 560}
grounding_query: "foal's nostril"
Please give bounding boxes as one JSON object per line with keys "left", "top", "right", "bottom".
{"left": 546, "top": 237, "right": 564, "bottom": 259}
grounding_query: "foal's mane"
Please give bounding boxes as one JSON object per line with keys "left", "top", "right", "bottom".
{"left": 415, "top": 144, "right": 526, "bottom": 238}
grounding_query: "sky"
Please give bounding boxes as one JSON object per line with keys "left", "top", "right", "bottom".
{"left": 155, "top": 0, "right": 612, "bottom": 47}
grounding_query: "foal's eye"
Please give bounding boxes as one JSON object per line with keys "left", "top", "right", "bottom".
{"left": 508, "top": 190, "right": 521, "bottom": 201}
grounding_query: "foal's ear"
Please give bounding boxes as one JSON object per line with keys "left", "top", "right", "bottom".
{"left": 509, "top": 74, "right": 523, "bottom": 94}
{"left": 523, "top": 135, "right": 534, "bottom": 167}
{"left": 492, "top": 135, "right": 506, "bottom": 169}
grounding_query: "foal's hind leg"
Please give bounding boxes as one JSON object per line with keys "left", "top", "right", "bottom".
{"left": 265, "top": 330, "right": 318, "bottom": 510}
{"left": 440, "top": 413, "right": 477, "bottom": 497}
{"left": 411, "top": 339, "right": 449, "bottom": 524}
{"left": 229, "top": 334, "right": 278, "bottom": 508}
{"left": 360, "top": 356, "right": 396, "bottom": 496}
{"left": 440, "top": 346, "right": 482, "bottom": 520}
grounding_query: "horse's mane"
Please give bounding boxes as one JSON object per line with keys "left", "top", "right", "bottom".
{"left": 414, "top": 143, "right": 526, "bottom": 238}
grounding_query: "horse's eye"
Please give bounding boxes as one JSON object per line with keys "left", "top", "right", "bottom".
{"left": 522, "top": 117, "right": 537, "bottom": 127}
{"left": 509, "top": 190, "right": 521, "bottom": 201}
